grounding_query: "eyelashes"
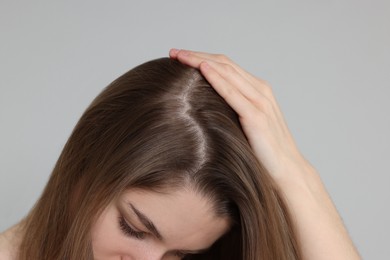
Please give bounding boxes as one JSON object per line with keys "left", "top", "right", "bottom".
{"left": 118, "top": 214, "right": 146, "bottom": 239}
{"left": 117, "top": 214, "right": 190, "bottom": 259}
{"left": 175, "top": 252, "right": 191, "bottom": 259}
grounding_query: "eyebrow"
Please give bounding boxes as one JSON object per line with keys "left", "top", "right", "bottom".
{"left": 129, "top": 203, "right": 163, "bottom": 240}
{"left": 128, "top": 203, "right": 213, "bottom": 255}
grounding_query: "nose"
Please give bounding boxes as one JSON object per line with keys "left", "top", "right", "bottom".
{"left": 121, "top": 254, "right": 163, "bottom": 260}
{"left": 121, "top": 248, "right": 166, "bottom": 260}
{"left": 140, "top": 251, "right": 165, "bottom": 260}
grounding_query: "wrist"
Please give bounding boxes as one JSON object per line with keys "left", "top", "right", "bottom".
{"left": 273, "top": 157, "right": 322, "bottom": 192}
{"left": 272, "top": 160, "right": 362, "bottom": 260}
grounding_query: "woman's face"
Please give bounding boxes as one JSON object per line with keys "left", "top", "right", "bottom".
{"left": 91, "top": 187, "right": 231, "bottom": 260}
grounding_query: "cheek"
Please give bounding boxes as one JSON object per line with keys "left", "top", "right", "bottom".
{"left": 90, "top": 204, "right": 143, "bottom": 259}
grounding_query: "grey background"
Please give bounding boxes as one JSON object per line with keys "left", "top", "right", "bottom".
{"left": 0, "top": 1, "right": 389, "bottom": 259}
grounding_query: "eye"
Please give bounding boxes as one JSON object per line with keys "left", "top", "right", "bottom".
{"left": 174, "top": 251, "right": 186, "bottom": 258}
{"left": 118, "top": 215, "right": 146, "bottom": 239}
{"left": 174, "top": 251, "right": 196, "bottom": 260}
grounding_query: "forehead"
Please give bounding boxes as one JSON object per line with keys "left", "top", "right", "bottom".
{"left": 118, "top": 188, "right": 231, "bottom": 249}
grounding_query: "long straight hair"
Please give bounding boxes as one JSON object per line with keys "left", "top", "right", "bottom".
{"left": 18, "top": 57, "right": 301, "bottom": 259}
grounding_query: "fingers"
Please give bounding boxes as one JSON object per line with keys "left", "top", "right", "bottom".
{"left": 169, "top": 49, "right": 267, "bottom": 88}
{"left": 170, "top": 48, "right": 273, "bottom": 107}
{"left": 169, "top": 49, "right": 271, "bottom": 96}
{"left": 170, "top": 48, "right": 291, "bottom": 135}
{"left": 170, "top": 49, "right": 205, "bottom": 69}
{"left": 170, "top": 49, "right": 231, "bottom": 65}
{"left": 199, "top": 61, "right": 257, "bottom": 119}
{"left": 201, "top": 59, "right": 269, "bottom": 110}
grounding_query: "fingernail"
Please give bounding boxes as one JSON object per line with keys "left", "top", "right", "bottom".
{"left": 170, "top": 48, "right": 179, "bottom": 54}
{"left": 180, "top": 50, "right": 190, "bottom": 56}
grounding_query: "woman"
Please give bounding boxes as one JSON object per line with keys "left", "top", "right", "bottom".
{"left": 0, "top": 49, "right": 360, "bottom": 259}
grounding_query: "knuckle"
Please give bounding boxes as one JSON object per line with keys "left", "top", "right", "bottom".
{"left": 261, "top": 79, "right": 271, "bottom": 87}
{"left": 262, "top": 84, "right": 273, "bottom": 97}
{"left": 256, "top": 78, "right": 271, "bottom": 88}
{"left": 222, "top": 63, "right": 235, "bottom": 74}
{"left": 254, "top": 79, "right": 274, "bottom": 99}
{"left": 215, "top": 54, "right": 230, "bottom": 63}
{"left": 262, "top": 99, "right": 273, "bottom": 112}
{"left": 251, "top": 95, "right": 273, "bottom": 113}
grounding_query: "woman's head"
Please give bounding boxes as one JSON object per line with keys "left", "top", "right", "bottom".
{"left": 18, "top": 58, "right": 300, "bottom": 259}
{"left": 91, "top": 187, "right": 230, "bottom": 259}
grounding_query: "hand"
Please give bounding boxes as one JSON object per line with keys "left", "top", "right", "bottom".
{"left": 170, "top": 49, "right": 362, "bottom": 260}
{"left": 169, "top": 49, "right": 311, "bottom": 182}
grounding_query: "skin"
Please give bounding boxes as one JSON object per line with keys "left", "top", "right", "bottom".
{"left": 91, "top": 187, "right": 230, "bottom": 260}
{"left": 0, "top": 224, "right": 22, "bottom": 260}
{"left": 0, "top": 49, "right": 361, "bottom": 260}
{"left": 0, "top": 187, "right": 229, "bottom": 260}
{"left": 169, "top": 48, "right": 361, "bottom": 259}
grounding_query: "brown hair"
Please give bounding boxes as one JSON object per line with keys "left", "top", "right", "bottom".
{"left": 18, "top": 57, "right": 301, "bottom": 259}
